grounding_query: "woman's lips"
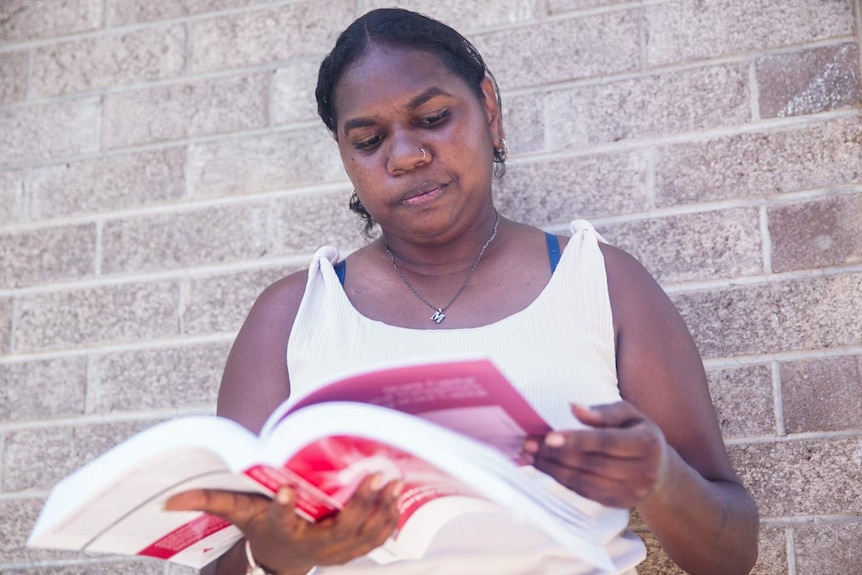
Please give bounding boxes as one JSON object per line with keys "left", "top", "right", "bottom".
{"left": 401, "top": 183, "right": 446, "bottom": 205}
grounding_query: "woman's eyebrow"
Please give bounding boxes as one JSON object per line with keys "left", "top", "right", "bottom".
{"left": 342, "top": 87, "right": 454, "bottom": 136}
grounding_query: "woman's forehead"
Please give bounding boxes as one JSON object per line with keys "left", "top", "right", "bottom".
{"left": 333, "top": 46, "right": 471, "bottom": 118}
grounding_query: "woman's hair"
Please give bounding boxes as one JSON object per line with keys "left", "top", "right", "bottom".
{"left": 315, "top": 8, "right": 505, "bottom": 234}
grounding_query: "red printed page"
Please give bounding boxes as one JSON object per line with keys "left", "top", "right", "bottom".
{"left": 270, "top": 359, "right": 551, "bottom": 462}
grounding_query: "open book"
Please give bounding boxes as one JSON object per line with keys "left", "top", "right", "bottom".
{"left": 28, "top": 358, "right": 615, "bottom": 573}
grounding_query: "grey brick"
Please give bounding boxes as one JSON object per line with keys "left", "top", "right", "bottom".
{"left": 781, "top": 355, "right": 862, "bottom": 434}
{"left": 0, "top": 0, "right": 103, "bottom": 44}
{"left": 272, "top": 60, "right": 323, "bottom": 126}
{"left": 361, "top": 0, "right": 539, "bottom": 31}
{"left": 673, "top": 273, "right": 862, "bottom": 359}
{"left": 0, "top": 224, "right": 96, "bottom": 288}
{"left": 14, "top": 282, "right": 180, "bottom": 352}
{"left": 0, "top": 170, "right": 24, "bottom": 225}
{"left": 28, "top": 148, "right": 187, "bottom": 220}
{"left": 0, "top": 497, "right": 77, "bottom": 563}
{"left": 101, "top": 203, "right": 271, "bottom": 275}
{"left": 32, "top": 25, "right": 186, "bottom": 98}
{"left": 502, "top": 91, "right": 545, "bottom": 155}
{"left": 109, "top": 0, "right": 263, "bottom": 26}
{"left": 0, "top": 297, "right": 11, "bottom": 353}
{"left": 730, "top": 437, "right": 862, "bottom": 516}
{"left": 794, "top": 520, "right": 862, "bottom": 575}
{"left": 769, "top": 194, "right": 862, "bottom": 273}
{"left": 598, "top": 208, "right": 764, "bottom": 284}
{"left": 184, "top": 266, "right": 298, "bottom": 335}
{"left": 655, "top": 116, "right": 862, "bottom": 206}
{"left": 89, "top": 342, "right": 228, "bottom": 412}
{"left": 0, "top": 561, "right": 167, "bottom": 575}
{"left": 0, "top": 51, "right": 28, "bottom": 105}
{"left": 706, "top": 364, "right": 776, "bottom": 440}
{"left": 0, "top": 98, "right": 101, "bottom": 165}
{"left": 274, "top": 189, "right": 371, "bottom": 255}
{"left": 105, "top": 73, "right": 269, "bottom": 149}
{"left": 473, "top": 10, "right": 639, "bottom": 89}
{"left": 188, "top": 127, "right": 346, "bottom": 198}
{"left": 646, "top": 0, "right": 855, "bottom": 67}
{"left": 547, "top": 64, "right": 750, "bottom": 149}
{"left": 190, "top": 0, "right": 356, "bottom": 73}
{"left": 547, "top": 0, "right": 631, "bottom": 12}
{"left": 0, "top": 357, "right": 87, "bottom": 422}
{"left": 757, "top": 43, "right": 861, "bottom": 119}
{"left": 495, "top": 152, "right": 649, "bottom": 225}
{"left": 3, "top": 420, "right": 159, "bottom": 491}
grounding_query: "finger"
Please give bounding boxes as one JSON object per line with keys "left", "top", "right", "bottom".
{"left": 570, "top": 402, "right": 643, "bottom": 429}
{"left": 264, "top": 485, "right": 300, "bottom": 533}
{"left": 542, "top": 427, "right": 661, "bottom": 460}
{"left": 329, "top": 474, "right": 385, "bottom": 540}
{"left": 164, "top": 489, "right": 270, "bottom": 524}
{"left": 532, "top": 457, "right": 637, "bottom": 507}
{"left": 351, "top": 480, "right": 403, "bottom": 553}
{"left": 535, "top": 447, "right": 658, "bottom": 482}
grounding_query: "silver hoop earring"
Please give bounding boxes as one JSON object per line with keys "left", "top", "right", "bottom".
{"left": 420, "top": 147, "right": 427, "bottom": 162}
{"left": 495, "top": 138, "right": 509, "bottom": 162}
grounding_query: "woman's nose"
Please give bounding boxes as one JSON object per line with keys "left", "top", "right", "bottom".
{"left": 386, "top": 133, "right": 429, "bottom": 174}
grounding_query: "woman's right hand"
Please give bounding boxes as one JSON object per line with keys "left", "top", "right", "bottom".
{"left": 165, "top": 474, "right": 403, "bottom": 575}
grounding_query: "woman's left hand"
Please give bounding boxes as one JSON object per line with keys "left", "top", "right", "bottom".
{"left": 522, "top": 401, "right": 671, "bottom": 509}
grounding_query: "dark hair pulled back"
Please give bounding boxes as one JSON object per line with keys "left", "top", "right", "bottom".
{"left": 315, "top": 8, "right": 505, "bottom": 234}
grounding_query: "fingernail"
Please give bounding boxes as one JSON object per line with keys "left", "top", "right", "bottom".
{"left": 391, "top": 480, "right": 404, "bottom": 497}
{"left": 522, "top": 439, "right": 538, "bottom": 453}
{"left": 545, "top": 433, "right": 565, "bottom": 447}
{"left": 276, "top": 486, "right": 291, "bottom": 505}
{"left": 369, "top": 473, "right": 383, "bottom": 492}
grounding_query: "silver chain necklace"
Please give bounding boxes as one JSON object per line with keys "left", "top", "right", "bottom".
{"left": 384, "top": 211, "right": 500, "bottom": 324}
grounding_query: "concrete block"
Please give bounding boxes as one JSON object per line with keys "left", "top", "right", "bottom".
{"left": 635, "top": 526, "right": 788, "bottom": 575}
{"left": 101, "top": 203, "right": 271, "bottom": 275}
{"left": 706, "top": 364, "right": 776, "bottom": 439}
{"left": 168, "top": 564, "right": 203, "bottom": 575}
{"left": 3, "top": 420, "right": 159, "bottom": 491}
{"left": 769, "top": 193, "right": 862, "bottom": 273}
{"left": 14, "top": 281, "right": 180, "bottom": 352}
{"left": 32, "top": 25, "right": 186, "bottom": 98}
{"left": 184, "top": 266, "right": 298, "bottom": 336}
{"left": 105, "top": 73, "right": 269, "bottom": 149}
{"left": 0, "top": 0, "right": 102, "bottom": 44}
{"left": 502, "top": 91, "right": 545, "bottom": 155}
{"left": 495, "top": 151, "right": 648, "bottom": 225}
{"left": 272, "top": 60, "right": 323, "bottom": 126}
{"left": 0, "top": 170, "right": 24, "bottom": 225}
{"left": 655, "top": 117, "right": 862, "bottom": 206}
{"left": 190, "top": 0, "right": 356, "bottom": 73}
{"left": 794, "top": 520, "right": 862, "bottom": 575}
{"left": 729, "top": 437, "right": 862, "bottom": 516}
{"left": 547, "top": 64, "right": 750, "bottom": 149}
{"left": 109, "top": 0, "right": 263, "bottom": 26}
{"left": 0, "top": 497, "right": 77, "bottom": 563}
{"left": 781, "top": 355, "right": 862, "bottom": 434}
{"left": 0, "top": 357, "right": 87, "bottom": 421}
{"left": 0, "top": 561, "right": 167, "bottom": 575}
{"left": 0, "top": 223, "right": 96, "bottom": 288}
{"left": 473, "top": 10, "right": 639, "bottom": 89}
{"left": 646, "top": 0, "right": 854, "bottom": 67}
{"left": 0, "top": 298, "right": 11, "bottom": 353}
{"left": 598, "top": 208, "right": 764, "bottom": 284}
{"left": 188, "top": 127, "right": 346, "bottom": 198}
{"left": 28, "top": 147, "right": 187, "bottom": 220}
{"left": 0, "top": 98, "right": 100, "bottom": 165}
{"left": 361, "top": 0, "right": 538, "bottom": 31}
{"left": 89, "top": 342, "right": 228, "bottom": 412}
{"left": 757, "top": 43, "right": 861, "bottom": 119}
{"left": 547, "top": 0, "right": 630, "bottom": 12}
{"left": 0, "top": 51, "right": 28, "bottom": 105}
{"left": 672, "top": 273, "right": 862, "bottom": 359}
{"left": 275, "top": 189, "right": 371, "bottom": 254}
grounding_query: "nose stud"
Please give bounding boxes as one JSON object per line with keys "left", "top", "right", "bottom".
{"left": 420, "top": 147, "right": 427, "bottom": 162}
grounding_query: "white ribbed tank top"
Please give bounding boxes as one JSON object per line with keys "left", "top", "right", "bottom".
{"left": 287, "top": 221, "right": 646, "bottom": 575}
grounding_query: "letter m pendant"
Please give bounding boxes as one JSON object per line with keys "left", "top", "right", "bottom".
{"left": 430, "top": 309, "right": 446, "bottom": 324}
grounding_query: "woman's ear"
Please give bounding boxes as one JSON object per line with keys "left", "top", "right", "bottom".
{"left": 480, "top": 77, "right": 505, "bottom": 146}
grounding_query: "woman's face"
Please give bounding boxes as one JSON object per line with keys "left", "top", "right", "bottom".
{"left": 333, "top": 45, "right": 503, "bottom": 244}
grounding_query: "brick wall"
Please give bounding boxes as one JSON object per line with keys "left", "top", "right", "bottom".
{"left": 1, "top": 1, "right": 859, "bottom": 573}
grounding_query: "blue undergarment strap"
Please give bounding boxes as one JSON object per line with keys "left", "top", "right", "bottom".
{"left": 334, "top": 259, "right": 346, "bottom": 286}
{"left": 545, "top": 232, "right": 561, "bottom": 274}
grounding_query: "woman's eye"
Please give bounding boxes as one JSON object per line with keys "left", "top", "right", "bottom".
{"left": 354, "top": 134, "right": 383, "bottom": 150}
{"left": 421, "top": 110, "right": 449, "bottom": 126}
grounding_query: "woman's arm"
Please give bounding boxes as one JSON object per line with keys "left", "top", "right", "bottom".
{"left": 524, "top": 243, "right": 758, "bottom": 575}
{"left": 167, "top": 271, "right": 402, "bottom": 575}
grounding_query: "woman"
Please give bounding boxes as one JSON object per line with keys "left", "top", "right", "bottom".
{"left": 167, "top": 8, "right": 759, "bottom": 575}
